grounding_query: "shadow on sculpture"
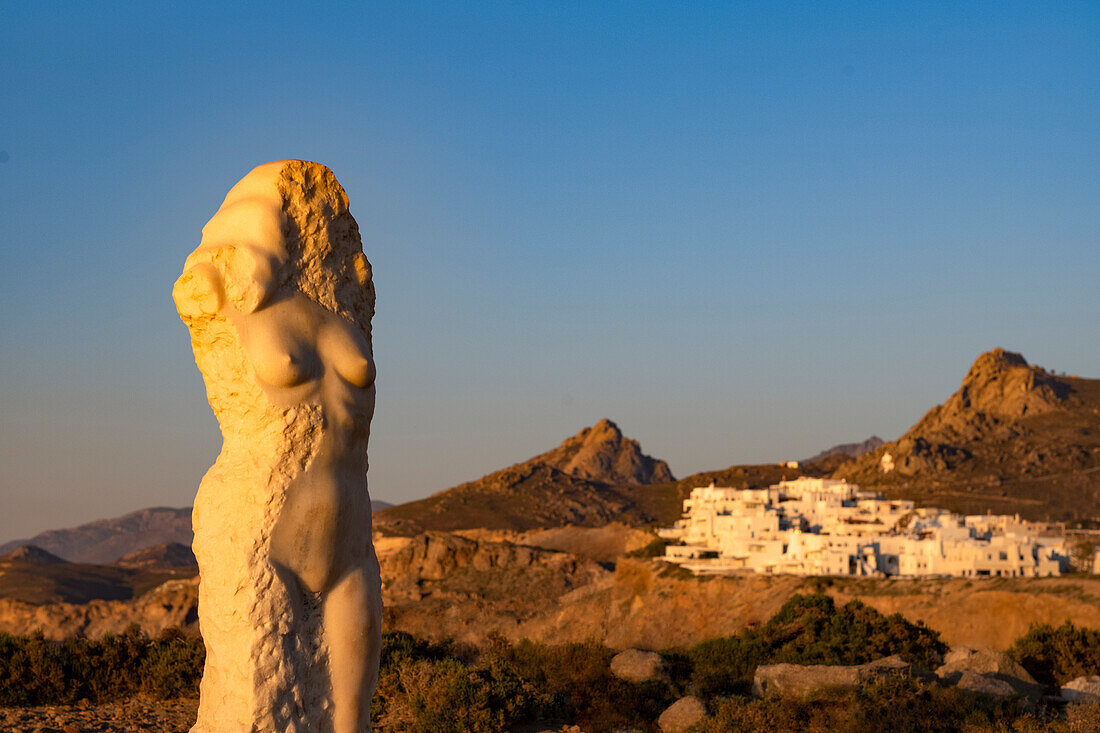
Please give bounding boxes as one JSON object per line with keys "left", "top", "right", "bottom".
{"left": 174, "top": 160, "right": 382, "bottom": 732}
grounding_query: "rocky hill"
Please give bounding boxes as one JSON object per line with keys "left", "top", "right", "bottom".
{"left": 374, "top": 420, "right": 670, "bottom": 536}
{"left": 380, "top": 531, "right": 608, "bottom": 609}
{"left": 834, "top": 349, "right": 1100, "bottom": 522}
{"left": 529, "top": 418, "right": 674, "bottom": 485}
{"left": 375, "top": 463, "right": 646, "bottom": 536}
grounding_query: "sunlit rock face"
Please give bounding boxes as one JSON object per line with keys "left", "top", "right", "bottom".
{"left": 174, "top": 161, "right": 381, "bottom": 733}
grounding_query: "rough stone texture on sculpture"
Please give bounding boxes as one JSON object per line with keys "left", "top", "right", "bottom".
{"left": 174, "top": 160, "right": 382, "bottom": 732}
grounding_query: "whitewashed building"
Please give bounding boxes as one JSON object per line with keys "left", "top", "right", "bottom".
{"left": 660, "top": 476, "right": 1069, "bottom": 578}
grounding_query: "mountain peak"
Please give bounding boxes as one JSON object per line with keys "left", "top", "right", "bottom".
{"left": 939, "top": 348, "right": 1071, "bottom": 428}
{"left": 585, "top": 418, "right": 623, "bottom": 440}
{"left": 538, "top": 419, "right": 674, "bottom": 485}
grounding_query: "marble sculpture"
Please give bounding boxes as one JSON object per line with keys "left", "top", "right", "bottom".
{"left": 174, "top": 160, "right": 382, "bottom": 732}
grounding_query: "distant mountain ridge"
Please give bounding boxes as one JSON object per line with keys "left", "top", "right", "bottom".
{"left": 115, "top": 542, "right": 197, "bottom": 569}
{"left": 803, "top": 436, "right": 884, "bottom": 465}
{"left": 0, "top": 507, "right": 194, "bottom": 564}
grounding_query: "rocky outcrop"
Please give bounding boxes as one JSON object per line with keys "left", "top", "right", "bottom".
{"left": 380, "top": 531, "right": 609, "bottom": 607}
{"left": 855, "top": 349, "right": 1075, "bottom": 479}
{"left": 935, "top": 646, "right": 1037, "bottom": 684}
{"left": 833, "top": 348, "right": 1100, "bottom": 521}
{"left": 533, "top": 419, "right": 674, "bottom": 485}
{"left": 953, "top": 670, "right": 1020, "bottom": 698}
{"left": 1062, "top": 676, "right": 1100, "bottom": 702}
{"left": 610, "top": 649, "right": 666, "bottom": 683}
{"left": 0, "top": 578, "right": 198, "bottom": 640}
{"left": 751, "top": 655, "right": 911, "bottom": 697}
{"left": 656, "top": 696, "right": 706, "bottom": 732}
{"left": 936, "top": 646, "right": 1043, "bottom": 700}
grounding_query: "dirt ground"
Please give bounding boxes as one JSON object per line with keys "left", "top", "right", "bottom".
{"left": 0, "top": 698, "right": 197, "bottom": 732}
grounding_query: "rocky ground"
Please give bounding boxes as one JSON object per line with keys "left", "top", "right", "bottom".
{"left": 0, "top": 698, "right": 197, "bottom": 732}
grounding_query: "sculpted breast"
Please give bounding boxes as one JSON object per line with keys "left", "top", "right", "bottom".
{"left": 321, "top": 320, "right": 375, "bottom": 389}
{"left": 247, "top": 321, "right": 320, "bottom": 388}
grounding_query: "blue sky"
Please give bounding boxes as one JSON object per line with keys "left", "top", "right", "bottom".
{"left": 1, "top": 2, "right": 1098, "bottom": 542}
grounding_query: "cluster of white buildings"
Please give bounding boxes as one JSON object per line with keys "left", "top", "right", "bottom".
{"left": 659, "top": 477, "right": 1070, "bottom": 578}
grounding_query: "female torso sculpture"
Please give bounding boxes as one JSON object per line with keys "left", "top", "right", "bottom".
{"left": 174, "top": 161, "right": 381, "bottom": 732}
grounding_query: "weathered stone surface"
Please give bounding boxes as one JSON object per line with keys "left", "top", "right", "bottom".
{"left": 752, "top": 655, "right": 911, "bottom": 697}
{"left": 656, "top": 696, "right": 706, "bottom": 732}
{"left": 175, "top": 160, "right": 381, "bottom": 732}
{"left": 954, "top": 670, "right": 1019, "bottom": 697}
{"left": 936, "top": 646, "right": 1037, "bottom": 684}
{"left": 936, "top": 647, "right": 1044, "bottom": 703}
{"left": 610, "top": 649, "right": 666, "bottom": 683}
{"left": 1062, "top": 676, "right": 1100, "bottom": 702}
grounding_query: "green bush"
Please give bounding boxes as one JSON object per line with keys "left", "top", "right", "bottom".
{"left": 484, "top": 636, "right": 675, "bottom": 730}
{"left": 698, "top": 677, "right": 1023, "bottom": 733}
{"left": 676, "top": 594, "right": 946, "bottom": 697}
{"left": 1008, "top": 621, "right": 1100, "bottom": 687}
{"left": 376, "top": 658, "right": 504, "bottom": 733}
{"left": 0, "top": 626, "right": 203, "bottom": 706}
{"left": 759, "top": 594, "right": 945, "bottom": 669}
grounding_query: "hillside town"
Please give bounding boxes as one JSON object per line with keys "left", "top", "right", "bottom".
{"left": 660, "top": 477, "right": 1071, "bottom": 577}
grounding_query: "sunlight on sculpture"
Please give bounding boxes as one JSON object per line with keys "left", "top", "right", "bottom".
{"left": 174, "top": 161, "right": 382, "bottom": 732}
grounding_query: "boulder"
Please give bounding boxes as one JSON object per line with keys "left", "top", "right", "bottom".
{"left": 610, "top": 649, "right": 667, "bottom": 683}
{"left": 954, "top": 670, "right": 1018, "bottom": 697}
{"left": 1062, "top": 676, "right": 1100, "bottom": 702}
{"left": 936, "top": 646, "right": 1037, "bottom": 685}
{"left": 936, "top": 646, "right": 1043, "bottom": 702}
{"left": 657, "top": 696, "right": 707, "bottom": 732}
{"left": 752, "top": 655, "right": 911, "bottom": 697}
